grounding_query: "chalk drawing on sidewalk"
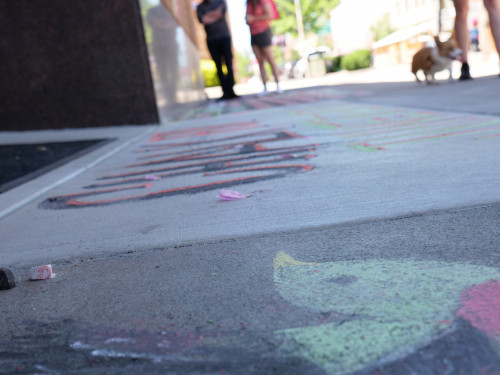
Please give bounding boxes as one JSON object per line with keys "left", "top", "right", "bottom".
{"left": 40, "top": 122, "right": 322, "bottom": 209}
{"left": 458, "top": 280, "right": 500, "bottom": 343}
{"left": 273, "top": 251, "right": 500, "bottom": 374}
{"left": 293, "top": 102, "right": 500, "bottom": 151}
{"left": 175, "top": 88, "right": 348, "bottom": 120}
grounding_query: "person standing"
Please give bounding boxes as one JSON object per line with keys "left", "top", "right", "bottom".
{"left": 246, "top": 0, "right": 282, "bottom": 95}
{"left": 197, "top": 0, "right": 238, "bottom": 100}
{"left": 453, "top": 0, "right": 500, "bottom": 79}
{"left": 470, "top": 18, "right": 480, "bottom": 51}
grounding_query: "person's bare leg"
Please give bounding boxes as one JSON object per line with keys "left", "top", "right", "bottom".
{"left": 454, "top": 0, "right": 470, "bottom": 61}
{"left": 262, "top": 45, "right": 281, "bottom": 91}
{"left": 252, "top": 45, "right": 268, "bottom": 93}
{"left": 454, "top": 0, "right": 473, "bottom": 79}
{"left": 484, "top": 0, "right": 500, "bottom": 75}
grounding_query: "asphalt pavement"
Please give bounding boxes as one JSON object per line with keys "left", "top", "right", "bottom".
{"left": 1, "top": 58, "right": 500, "bottom": 375}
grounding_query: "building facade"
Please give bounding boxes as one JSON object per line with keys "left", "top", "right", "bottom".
{"left": 0, "top": 0, "right": 206, "bottom": 131}
{"left": 141, "top": 0, "right": 206, "bottom": 122}
{"left": 329, "top": 0, "right": 495, "bottom": 67}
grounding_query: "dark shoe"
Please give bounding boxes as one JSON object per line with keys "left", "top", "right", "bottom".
{"left": 459, "top": 62, "right": 473, "bottom": 80}
{"left": 216, "top": 92, "right": 239, "bottom": 101}
{"left": 225, "top": 92, "right": 239, "bottom": 100}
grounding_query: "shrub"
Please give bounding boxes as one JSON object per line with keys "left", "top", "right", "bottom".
{"left": 200, "top": 59, "right": 220, "bottom": 87}
{"left": 340, "top": 49, "right": 371, "bottom": 71}
{"left": 326, "top": 56, "right": 342, "bottom": 73}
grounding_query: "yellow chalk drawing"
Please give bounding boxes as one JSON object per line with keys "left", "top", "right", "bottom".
{"left": 273, "top": 250, "right": 317, "bottom": 270}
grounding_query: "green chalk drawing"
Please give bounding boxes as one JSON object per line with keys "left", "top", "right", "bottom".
{"left": 273, "top": 251, "right": 500, "bottom": 375}
{"left": 349, "top": 144, "right": 385, "bottom": 152}
{"left": 292, "top": 102, "right": 500, "bottom": 151}
{"left": 302, "top": 121, "right": 342, "bottom": 130}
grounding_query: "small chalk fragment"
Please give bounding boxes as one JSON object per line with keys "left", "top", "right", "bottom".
{"left": 30, "top": 265, "right": 56, "bottom": 280}
{"left": 0, "top": 268, "right": 16, "bottom": 290}
{"left": 217, "top": 189, "right": 248, "bottom": 201}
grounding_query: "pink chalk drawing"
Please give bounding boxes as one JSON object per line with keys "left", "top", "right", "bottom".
{"left": 457, "top": 280, "right": 500, "bottom": 340}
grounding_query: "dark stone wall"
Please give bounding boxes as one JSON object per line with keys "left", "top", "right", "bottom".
{"left": 0, "top": 0, "right": 159, "bottom": 130}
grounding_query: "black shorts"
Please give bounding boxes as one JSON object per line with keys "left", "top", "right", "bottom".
{"left": 251, "top": 28, "right": 272, "bottom": 48}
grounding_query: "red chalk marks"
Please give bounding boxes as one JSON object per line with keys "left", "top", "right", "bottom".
{"left": 61, "top": 183, "right": 154, "bottom": 198}
{"left": 304, "top": 154, "right": 317, "bottom": 160}
{"left": 40, "top": 124, "right": 321, "bottom": 209}
{"left": 203, "top": 164, "right": 314, "bottom": 177}
{"left": 253, "top": 144, "right": 267, "bottom": 151}
{"left": 457, "top": 280, "right": 500, "bottom": 338}
{"left": 148, "top": 121, "right": 260, "bottom": 142}
{"left": 126, "top": 143, "right": 319, "bottom": 168}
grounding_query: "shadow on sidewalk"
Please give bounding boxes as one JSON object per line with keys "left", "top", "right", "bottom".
{"left": 0, "top": 139, "right": 112, "bottom": 194}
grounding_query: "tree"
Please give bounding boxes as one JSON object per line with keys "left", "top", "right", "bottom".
{"left": 272, "top": 0, "right": 340, "bottom": 37}
{"left": 370, "top": 13, "right": 396, "bottom": 42}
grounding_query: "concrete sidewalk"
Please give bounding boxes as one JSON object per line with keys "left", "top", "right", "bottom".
{"left": 1, "top": 56, "right": 499, "bottom": 375}
{"left": 208, "top": 50, "right": 499, "bottom": 98}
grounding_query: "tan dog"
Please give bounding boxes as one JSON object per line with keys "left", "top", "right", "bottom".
{"left": 412, "top": 34, "right": 462, "bottom": 84}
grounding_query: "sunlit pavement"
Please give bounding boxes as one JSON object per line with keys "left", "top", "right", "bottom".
{"left": 1, "top": 52, "right": 500, "bottom": 374}
{"left": 206, "top": 51, "right": 499, "bottom": 99}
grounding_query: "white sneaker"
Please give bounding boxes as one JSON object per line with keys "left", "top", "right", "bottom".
{"left": 257, "top": 90, "right": 268, "bottom": 97}
{"left": 276, "top": 87, "right": 283, "bottom": 94}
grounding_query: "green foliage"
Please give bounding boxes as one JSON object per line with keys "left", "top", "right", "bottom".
{"left": 236, "top": 50, "right": 254, "bottom": 82}
{"left": 272, "top": 0, "right": 340, "bottom": 37}
{"left": 370, "top": 13, "right": 396, "bottom": 42}
{"left": 291, "top": 50, "right": 301, "bottom": 61}
{"left": 272, "top": 45, "right": 285, "bottom": 67}
{"left": 200, "top": 60, "right": 220, "bottom": 87}
{"left": 139, "top": 0, "right": 155, "bottom": 45}
{"left": 326, "top": 56, "right": 342, "bottom": 73}
{"left": 340, "top": 50, "right": 371, "bottom": 71}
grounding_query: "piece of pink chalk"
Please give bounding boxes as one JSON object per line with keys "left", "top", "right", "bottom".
{"left": 30, "top": 265, "right": 56, "bottom": 280}
{"left": 217, "top": 189, "right": 248, "bottom": 201}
